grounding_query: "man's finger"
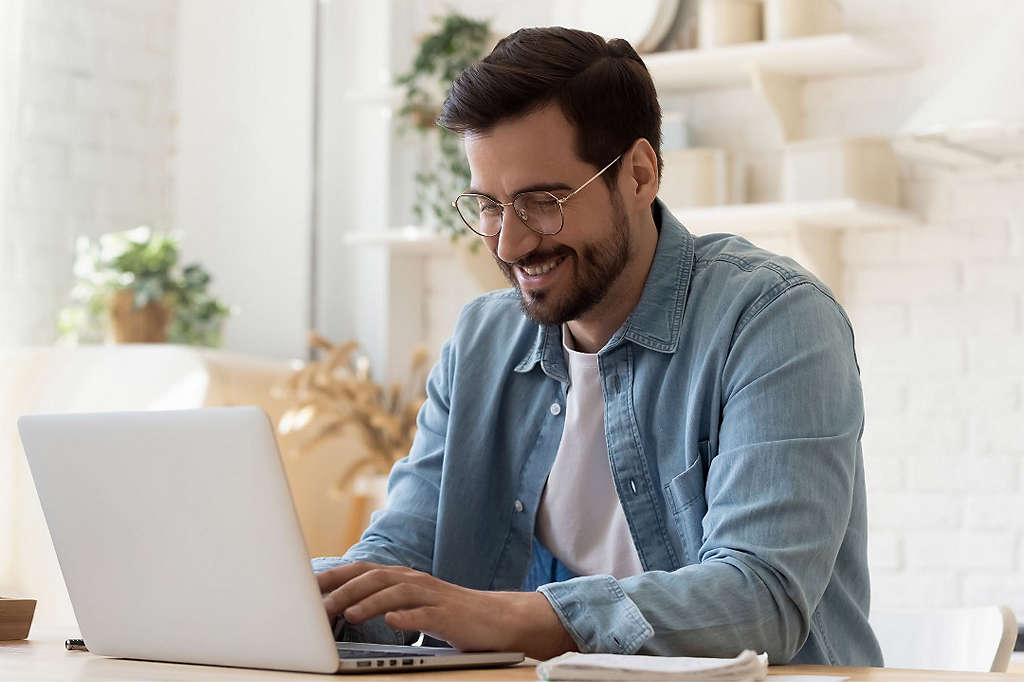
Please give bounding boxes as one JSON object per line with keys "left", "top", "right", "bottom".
{"left": 325, "top": 566, "right": 431, "bottom": 616}
{"left": 341, "top": 582, "right": 437, "bottom": 624}
{"left": 324, "top": 568, "right": 424, "bottom": 618}
{"left": 316, "top": 561, "right": 379, "bottom": 594}
{"left": 383, "top": 606, "right": 446, "bottom": 639}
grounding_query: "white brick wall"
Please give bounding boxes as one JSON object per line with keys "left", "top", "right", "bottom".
{"left": 0, "top": 0, "right": 176, "bottom": 345}
{"left": 811, "top": 1, "right": 1024, "bottom": 619}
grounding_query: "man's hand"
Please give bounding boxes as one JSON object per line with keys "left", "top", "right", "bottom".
{"left": 317, "top": 562, "right": 576, "bottom": 660}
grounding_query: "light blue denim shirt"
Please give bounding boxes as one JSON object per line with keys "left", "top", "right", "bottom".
{"left": 313, "top": 201, "right": 882, "bottom": 666}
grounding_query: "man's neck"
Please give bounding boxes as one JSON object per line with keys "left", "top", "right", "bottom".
{"left": 566, "top": 208, "right": 660, "bottom": 354}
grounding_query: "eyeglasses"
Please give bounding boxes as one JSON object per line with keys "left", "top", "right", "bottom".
{"left": 452, "top": 155, "right": 622, "bottom": 238}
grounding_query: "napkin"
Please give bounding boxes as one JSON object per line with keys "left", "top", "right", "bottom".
{"left": 536, "top": 649, "right": 769, "bottom": 681}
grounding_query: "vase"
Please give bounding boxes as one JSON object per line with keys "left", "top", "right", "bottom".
{"left": 109, "top": 289, "right": 172, "bottom": 343}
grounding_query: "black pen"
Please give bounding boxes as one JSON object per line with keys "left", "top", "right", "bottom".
{"left": 65, "top": 638, "right": 88, "bottom": 651}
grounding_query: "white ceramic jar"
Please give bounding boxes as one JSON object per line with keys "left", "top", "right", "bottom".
{"left": 781, "top": 137, "right": 900, "bottom": 207}
{"left": 698, "top": 0, "right": 763, "bottom": 49}
{"left": 763, "top": 0, "right": 842, "bottom": 41}
{"left": 660, "top": 148, "right": 745, "bottom": 207}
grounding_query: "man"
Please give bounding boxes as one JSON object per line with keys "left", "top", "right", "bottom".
{"left": 314, "top": 27, "right": 882, "bottom": 666}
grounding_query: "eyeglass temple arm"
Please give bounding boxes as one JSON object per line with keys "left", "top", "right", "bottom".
{"left": 559, "top": 155, "right": 622, "bottom": 203}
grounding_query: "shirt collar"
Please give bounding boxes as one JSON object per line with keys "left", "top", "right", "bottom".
{"left": 514, "top": 199, "right": 696, "bottom": 377}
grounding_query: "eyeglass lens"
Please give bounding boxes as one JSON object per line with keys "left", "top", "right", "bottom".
{"left": 455, "top": 191, "right": 564, "bottom": 237}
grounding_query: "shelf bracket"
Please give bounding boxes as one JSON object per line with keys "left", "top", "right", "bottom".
{"left": 748, "top": 65, "right": 803, "bottom": 143}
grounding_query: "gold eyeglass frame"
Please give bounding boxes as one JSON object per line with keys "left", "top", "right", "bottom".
{"left": 451, "top": 155, "right": 622, "bottom": 238}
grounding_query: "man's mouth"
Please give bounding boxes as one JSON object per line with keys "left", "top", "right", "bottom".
{"left": 519, "top": 255, "right": 567, "bottom": 277}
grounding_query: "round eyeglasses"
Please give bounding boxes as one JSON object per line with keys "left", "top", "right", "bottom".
{"left": 452, "top": 155, "right": 622, "bottom": 238}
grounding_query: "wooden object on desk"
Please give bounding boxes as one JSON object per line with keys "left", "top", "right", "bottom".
{"left": 0, "top": 599, "right": 35, "bottom": 640}
{"left": 3, "top": 630, "right": 1024, "bottom": 682}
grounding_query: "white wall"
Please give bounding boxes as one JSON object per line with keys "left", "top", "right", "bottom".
{"left": 807, "top": 0, "right": 1023, "bottom": 613}
{"left": 174, "top": 0, "right": 315, "bottom": 360}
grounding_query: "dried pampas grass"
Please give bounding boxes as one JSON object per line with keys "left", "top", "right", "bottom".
{"left": 273, "top": 331, "right": 430, "bottom": 496}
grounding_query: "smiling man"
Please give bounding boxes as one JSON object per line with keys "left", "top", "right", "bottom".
{"left": 313, "top": 27, "right": 883, "bottom": 666}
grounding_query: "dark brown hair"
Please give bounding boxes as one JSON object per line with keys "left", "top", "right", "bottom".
{"left": 438, "top": 26, "right": 662, "bottom": 186}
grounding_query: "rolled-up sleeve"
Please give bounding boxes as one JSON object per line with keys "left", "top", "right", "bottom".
{"left": 536, "top": 283, "right": 863, "bottom": 662}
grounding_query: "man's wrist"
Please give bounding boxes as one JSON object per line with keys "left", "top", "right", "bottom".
{"left": 507, "top": 591, "right": 577, "bottom": 660}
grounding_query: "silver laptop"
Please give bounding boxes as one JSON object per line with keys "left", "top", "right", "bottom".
{"left": 18, "top": 406, "right": 524, "bottom": 674}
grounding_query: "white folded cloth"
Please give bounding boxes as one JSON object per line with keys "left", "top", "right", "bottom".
{"left": 536, "top": 649, "right": 769, "bottom": 681}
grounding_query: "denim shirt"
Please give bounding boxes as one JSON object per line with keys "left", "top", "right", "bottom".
{"left": 313, "top": 201, "right": 882, "bottom": 666}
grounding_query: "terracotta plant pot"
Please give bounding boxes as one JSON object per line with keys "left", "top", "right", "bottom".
{"left": 109, "top": 289, "right": 172, "bottom": 343}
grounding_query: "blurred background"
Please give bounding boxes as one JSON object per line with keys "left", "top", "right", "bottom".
{"left": 0, "top": 0, "right": 1022, "bottom": 641}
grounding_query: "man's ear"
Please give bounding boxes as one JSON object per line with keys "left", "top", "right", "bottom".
{"left": 621, "top": 138, "right": 659, "bottom": 211}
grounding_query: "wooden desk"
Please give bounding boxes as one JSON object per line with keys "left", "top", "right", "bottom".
{"left": 3, "top": 630, "right": 1023, "bottom": 682}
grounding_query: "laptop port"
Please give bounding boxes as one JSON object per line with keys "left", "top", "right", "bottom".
{"left": 402, "top": 659, "right": 414, "bottom": 666}
{"left": 356, "top": 661, "right": 371, "bottom": 668}
{"left": 376, "top": 661, "right": 384, "bottom": 667}
{"left": 389, "top": 659, "right": 397, "bottom": 666}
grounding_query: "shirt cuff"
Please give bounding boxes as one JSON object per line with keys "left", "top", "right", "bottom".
{"left": 538, "top": 574, "right": 654, "bottom": 654}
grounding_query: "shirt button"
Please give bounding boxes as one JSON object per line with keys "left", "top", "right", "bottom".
{"left": 514, "top": 499, "right": 524, "bottom": 513}
{"left": 550, "top": 402, "right": 561, "bottom": 416}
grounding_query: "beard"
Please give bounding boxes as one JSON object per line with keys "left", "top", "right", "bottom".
{"left": 494, "top": 194, "right": 632, "bottom": 326}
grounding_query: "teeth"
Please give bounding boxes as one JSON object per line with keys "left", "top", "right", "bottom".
{"left": 521, "top": 256, "right": 564, "bottom": 276}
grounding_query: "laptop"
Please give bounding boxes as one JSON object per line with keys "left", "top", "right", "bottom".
{"left": 18, "top": 406, "right": 524, "bottom": 674}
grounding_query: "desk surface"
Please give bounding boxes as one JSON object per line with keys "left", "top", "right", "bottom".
{"left": 3, "top": 631, "right": 1024, "bottom": 682}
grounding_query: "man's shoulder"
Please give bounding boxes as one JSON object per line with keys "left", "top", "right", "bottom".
{"left": 693, "top": 231, "right": 835, "bottom": 295}
{"left": 692, "top": 233, "right": 816, "bottom": 287}
{"left": 687, "top": 231, "right": 845, "bottom": 330}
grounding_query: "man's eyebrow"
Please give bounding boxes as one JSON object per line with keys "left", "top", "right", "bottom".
{"left": 465, "top": 182, "right": 574, "bottom": 200}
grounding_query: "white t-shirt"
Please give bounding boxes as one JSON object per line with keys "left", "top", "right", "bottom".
{"left": 534, "top": 327, "right": 644, "bottom": 579}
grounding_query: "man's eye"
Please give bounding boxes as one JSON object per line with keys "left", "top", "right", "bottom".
{"left": 479, "top": 203, "right": 502, "bottom": 215}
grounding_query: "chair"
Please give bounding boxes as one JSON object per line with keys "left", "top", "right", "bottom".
{"left": 871, "top": 606, "right": 1018, "bottom": 672}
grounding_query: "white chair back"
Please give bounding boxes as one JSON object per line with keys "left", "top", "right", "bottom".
{"left": 871, "top": 606, "right": 1018, "bottom": 672}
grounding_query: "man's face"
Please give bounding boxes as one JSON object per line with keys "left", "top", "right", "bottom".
{"left": 464, "top": 105, "right": 633, "bottom": 326}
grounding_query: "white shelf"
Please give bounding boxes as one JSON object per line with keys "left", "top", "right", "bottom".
{"left": 645, "top": 34, "right": 909, "bottom": 92}
{"left": 673, "top": 199, "right": 919, "bottom": 234}
{"left": 345, "top": 201, "right": 919, "bottom": 251}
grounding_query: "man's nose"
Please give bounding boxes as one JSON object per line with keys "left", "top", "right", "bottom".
{"left": 493, "top": 205, "right": 541, "bottom": 265}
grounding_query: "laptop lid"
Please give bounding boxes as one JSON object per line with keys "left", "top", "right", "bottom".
{"left": 18, "top": 406, "right": 341, "bottom": 674}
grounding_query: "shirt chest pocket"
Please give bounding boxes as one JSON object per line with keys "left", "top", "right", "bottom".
{"left": 663, "top": 440, "right": 710, "bottom": 565}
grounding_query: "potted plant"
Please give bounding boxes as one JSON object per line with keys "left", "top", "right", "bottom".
{"left": 58, "top": 226, "right": 232, "bottom": 346}
{"left": 395, "top": 12, "right": 510, "bottom": 292}
{"left": 396, "top": 11, "right": 491, "bottom": 243}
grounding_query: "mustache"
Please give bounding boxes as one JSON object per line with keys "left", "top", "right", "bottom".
{"left": 500, "top": 248, "right": 574, "bottom": 268}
